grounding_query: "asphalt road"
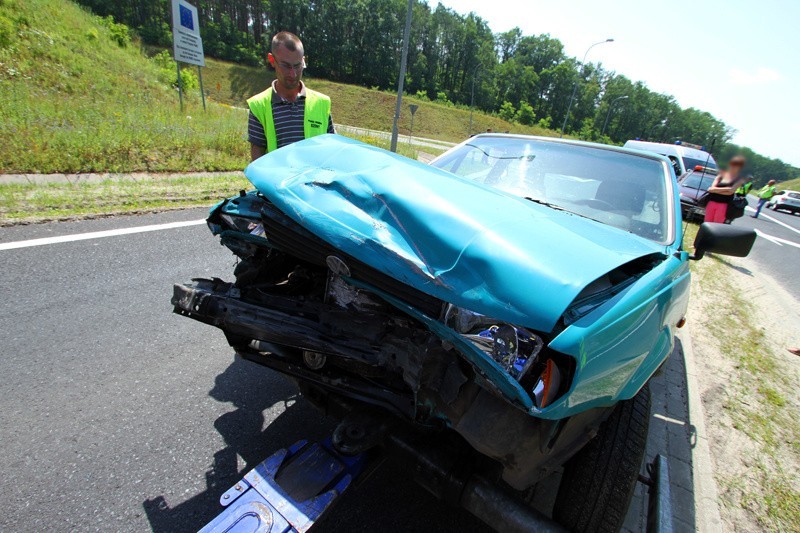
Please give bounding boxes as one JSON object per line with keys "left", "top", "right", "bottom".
{"left": 728, "top": 197, "right": 800, "bottom": 299}
{"left": 0, "top": 210, "right": 490, "bottom": 532}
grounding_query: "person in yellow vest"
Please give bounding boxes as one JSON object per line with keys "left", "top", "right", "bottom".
{"left": 247, "top": 32, "right": 334, "bottom": 161}
{"left": 751, "top": 179, "right": 777, "bottom": 219}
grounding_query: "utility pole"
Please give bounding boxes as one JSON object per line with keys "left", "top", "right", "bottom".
{"left": 468, "top": 63, "right": 482, "bottom": 135}
{"left": 560, "top": 38, "right": 614, "bottom": 137}
{"left": 390, "top": 0, "right": 414, "bottom": 153}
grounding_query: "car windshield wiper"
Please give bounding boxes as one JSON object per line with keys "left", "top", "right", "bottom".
{"left": 524, "top": 197, "right": 619, "bottom": 226}
{"left": 524, "top": 197, "right": 567, "bottom": 211}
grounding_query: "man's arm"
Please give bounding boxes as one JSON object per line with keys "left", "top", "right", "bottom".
{"left": 251, "top": 144, "right": 266, "bottom": 161}
{"left": 248, "top": 111, "right": 268, "bottom": 161}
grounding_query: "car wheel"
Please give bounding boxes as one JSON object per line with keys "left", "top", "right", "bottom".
{"left": 552, "top": 384, "right": 650, "bottom": 533}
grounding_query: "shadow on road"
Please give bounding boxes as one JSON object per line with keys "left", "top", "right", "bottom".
{"left": 141, "top": 354, "right": 489, "bottom": 532}
{"left": 142, "top": 355, "right": 331, "bottom": 533}
{"left": 710, "top": 254, "right": 754, "bottom": 276}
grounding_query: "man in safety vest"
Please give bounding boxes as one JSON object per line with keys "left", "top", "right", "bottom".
{"left": 751, "top": 180, "right": 777, "bottom": 219}
{"left": 735, "top": 176, "right": 754, "bottom": 196}
{"left": 247, "top": 32, "right": 334, "bottom": 161}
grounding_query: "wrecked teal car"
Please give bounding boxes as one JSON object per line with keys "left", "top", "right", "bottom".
{"left": 173, "top": 134, "right": 754, "bottom": 531}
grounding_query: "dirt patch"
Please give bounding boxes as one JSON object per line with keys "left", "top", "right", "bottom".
{"left": 687, "top": 251, "right": 800, "bottom": 530}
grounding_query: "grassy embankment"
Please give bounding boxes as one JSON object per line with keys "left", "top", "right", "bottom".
{"left": 683, "top": 223, "right": 800, "bottom": 529}
{"left": 0, "top": 0, "right": 248, "bottom": 174}
{"left": 0, "top": 0, "right": 252, "bottom": 222}
{"left": 0, "top": 0, "right": 557, "bottom": 177}
{"left": 776, "top": 176, "right": 800, "bottom": 191}
{"left": 0, "top": 0, "right": 432, "bottom": 222}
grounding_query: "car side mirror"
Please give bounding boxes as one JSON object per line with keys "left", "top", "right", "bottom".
{"left": 691, "top": 222, "right": 757, "bottom": 260}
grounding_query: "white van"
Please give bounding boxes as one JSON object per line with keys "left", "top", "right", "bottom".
{"left": 623, "top": 140, "right": 717, "bottom": 177}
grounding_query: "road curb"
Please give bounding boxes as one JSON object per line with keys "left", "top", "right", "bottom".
{"left": 677, "top": 326, "right": 723, "bottom": 531}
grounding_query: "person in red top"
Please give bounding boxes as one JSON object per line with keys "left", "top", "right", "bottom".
{"left": 704, "top": 155, "right": 746, "bottom": 223}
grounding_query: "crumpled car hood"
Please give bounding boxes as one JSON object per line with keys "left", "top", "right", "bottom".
{"left": 245, "top": 135, "right": 665, "bottom": 332}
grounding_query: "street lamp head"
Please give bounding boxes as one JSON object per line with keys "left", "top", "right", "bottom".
{"left": 606, "top": 38, "right": 614, "bottom": 42}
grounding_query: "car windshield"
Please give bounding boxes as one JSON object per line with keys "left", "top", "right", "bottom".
{"left": 681, "top": 173, "right": 715, "bottom": 191}
{"left": 682, "top": 156, "right": 717, "bottom": 171}
{"left": 432, "top": 136, "right": 672, "bottom": 243}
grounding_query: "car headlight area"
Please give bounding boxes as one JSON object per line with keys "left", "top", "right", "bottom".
{"left": 444, "top": 304, "right": 572, "bottom": 409}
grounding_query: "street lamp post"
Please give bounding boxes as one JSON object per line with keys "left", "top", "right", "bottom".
{"left": 601, "top": 95, "right": 628, "bottom": 136}
{"left": 560, "top": 38, "right": 614, "bottom": 137}
{"left": 390, "top": 0, "right": 414, "bottom": 153}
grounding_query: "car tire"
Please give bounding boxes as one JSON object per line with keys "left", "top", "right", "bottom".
{"left": 552, "top": 384, "right": 651, "bottom": 533}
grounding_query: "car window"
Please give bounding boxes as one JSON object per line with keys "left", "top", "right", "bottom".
{"left": 667, "top": 156, "right": 682, "bottom": 177}
{"left": 682, "top": 173, "right": 715, "bottom": 191}
{"left": 682, "top": 156, "right": 717, "bottom": 171}
{"left": 788, "top": 192, "right": 800, "bottom": 199}
{"left": 682, "top": 175, "right": 702, "bottom": 189}
{"left": 433, "top": 137, "right": 672, "bottom": 243}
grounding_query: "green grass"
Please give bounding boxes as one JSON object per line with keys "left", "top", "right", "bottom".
{"left": 685, "top": 221, "right": 800, "bottom": 530}
{"left": 201, "top": 55, "right": 560, "bottom": 144}
{"left": 0, "top": 174, "right": 251, "bottom": 223}
{"left": 776, "top": 176, "right": 800, "bottom": 191}
{"left": 0, "top": 0, "right": 250, "bottom": 173}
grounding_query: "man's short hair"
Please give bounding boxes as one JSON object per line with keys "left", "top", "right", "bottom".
{"left": 272, "top": 32, "right": 303, "bottom": 54}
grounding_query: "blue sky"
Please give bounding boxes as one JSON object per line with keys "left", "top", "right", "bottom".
{"left": 433, "top": 0, "right": 800, "bottom": 168}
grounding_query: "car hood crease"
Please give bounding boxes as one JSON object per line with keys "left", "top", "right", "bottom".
{"left": 245, "top": 135, "right": 665, "bottom": 332}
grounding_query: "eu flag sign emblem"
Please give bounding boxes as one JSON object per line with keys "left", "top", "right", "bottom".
{"left": 179, "top": 4, "right": 194, "bottom": 31}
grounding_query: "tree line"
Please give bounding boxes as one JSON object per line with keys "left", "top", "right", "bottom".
{"left": 76, "top": 0, "right": 798, "bottom": 184}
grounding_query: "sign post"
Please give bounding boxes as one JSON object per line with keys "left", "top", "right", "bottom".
{"left": 171, "top": 0, "right": 205, "bottom": 111}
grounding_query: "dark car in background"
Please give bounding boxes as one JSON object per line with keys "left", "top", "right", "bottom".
{"left": 678, "top": 166, "right": 717, "bottom": 220}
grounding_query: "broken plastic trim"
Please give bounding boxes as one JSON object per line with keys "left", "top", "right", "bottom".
{"left": 221, "top": 214, "right": 266, "bottom": 237}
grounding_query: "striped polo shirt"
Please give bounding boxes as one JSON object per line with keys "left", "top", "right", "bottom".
{"left": 248, "top": 81, "right": 335, "bottom": 150}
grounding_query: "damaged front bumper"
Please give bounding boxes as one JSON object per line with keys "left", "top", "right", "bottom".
{"left": 172, "top": 278, "right": 421, "bottom": 417}
{"left": 172, "top": 277, "right": 607, "bottom": 490}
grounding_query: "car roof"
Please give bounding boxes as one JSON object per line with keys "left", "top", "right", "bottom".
{"left": 468, "top": 133, "right": 672, "bottom": 165}
{"left": 623, "top": 140, "right": 711, "bottom": 157}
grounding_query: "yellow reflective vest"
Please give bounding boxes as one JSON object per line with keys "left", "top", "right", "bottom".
{"left": 247, "top": 86, "right": 331, "bottom": 153}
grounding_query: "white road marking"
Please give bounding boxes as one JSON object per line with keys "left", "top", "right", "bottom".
{"left": 0, "top": 219, "right": 206, "bottom": 251}
{"left": 746, "top": 205, "right": 800, "bottom": 236}
{"left": 754, "top": 228, "right": 800, "bottom": 250}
